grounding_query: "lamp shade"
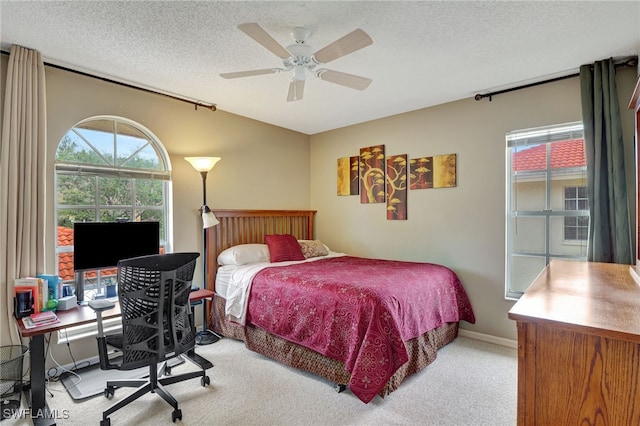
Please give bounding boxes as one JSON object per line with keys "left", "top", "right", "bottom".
{"left": 185, "top": 157, "right": 221, "bottom": 172}
{"left": 202, "top": 205, "right": 219, "bottom": 229}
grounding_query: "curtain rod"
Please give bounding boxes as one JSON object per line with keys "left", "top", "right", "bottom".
{"left": 0, "top": 49, "right": 217, "bottom": 111}
{"left": 474, "top": 56, "right": 638, "bottom": 102}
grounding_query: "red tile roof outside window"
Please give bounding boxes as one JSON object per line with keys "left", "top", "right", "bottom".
{"left": 512, "top": 139, "right": 586, "bottom": 172}
{"left": 57, "top": 226, "right": 75, "bottom": 281}
{"left": 57, "top": 226, "right": 117, "bottom": 282}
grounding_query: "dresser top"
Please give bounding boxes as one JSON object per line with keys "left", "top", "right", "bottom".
{"left": 508, "top": 260, "right": 640, "bottom": 342}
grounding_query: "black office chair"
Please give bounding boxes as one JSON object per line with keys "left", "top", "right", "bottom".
{"left": 89, "top": 252, "right": 213, "bottom": 426}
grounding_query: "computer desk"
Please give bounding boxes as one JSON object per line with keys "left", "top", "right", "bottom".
{"left": 16, "top": 302, "right": 121, "bottom": 425}
{"left": 15, "top": 289, "right": 215, "bottom": 426}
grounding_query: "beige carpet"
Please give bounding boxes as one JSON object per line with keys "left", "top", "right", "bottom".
{"left": 7, "top": 336, "right": 517, "bottom": 425}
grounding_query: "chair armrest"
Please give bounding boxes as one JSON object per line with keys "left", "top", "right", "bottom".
{"left": 88, "top": 299, "right": 116, "bottom": 312}
{"left": 88, "top": 299, "right": 120, "bottom": 370}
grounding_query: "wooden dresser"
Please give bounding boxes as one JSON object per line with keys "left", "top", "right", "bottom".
{"left": 508, "top": 260, "right": 640, "bottom": 425}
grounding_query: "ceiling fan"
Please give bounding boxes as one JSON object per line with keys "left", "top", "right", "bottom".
{"left": 220, "top": 23, "right": 373, "bottom": 102}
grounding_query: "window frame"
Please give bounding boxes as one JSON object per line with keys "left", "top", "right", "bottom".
{"left": 505, "top": 122, "right": 588, "bottom": 300}
{"left": 54, "top": 116, "right": 173, "bottom": 341}
{"left": 563, "top": 186, "right": 589, "bottom": 242}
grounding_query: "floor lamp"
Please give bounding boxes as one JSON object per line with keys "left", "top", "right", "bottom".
{"left": 185, "top": 156, "right": 222, "bottom": 345}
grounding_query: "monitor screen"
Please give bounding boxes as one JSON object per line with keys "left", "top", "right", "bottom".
{"left": 73, "top": 221, "right": 160, "bottom": 271}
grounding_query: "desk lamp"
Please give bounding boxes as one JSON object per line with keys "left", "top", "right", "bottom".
{"left": 185, "top": 156, "right": 222, "bottom": 344}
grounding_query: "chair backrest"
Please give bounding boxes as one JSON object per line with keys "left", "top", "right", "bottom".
{"left": 116, "top": 252, "right": 199, "bottom": 370}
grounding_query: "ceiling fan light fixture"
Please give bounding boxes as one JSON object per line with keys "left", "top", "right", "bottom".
{"left": 221, "top": 23, "right": 373, "bottom": 101}
{"left": 293, "top": 65, "right": 306, "bottom": 81}
{"left": 287, "top": 79, "right": 305, "bottom": 102}
{"left": 286, "top": 43, "right": 313, "bottom": 58}
{"left": 291, "top": 27, "right": 311, "bottom": 43}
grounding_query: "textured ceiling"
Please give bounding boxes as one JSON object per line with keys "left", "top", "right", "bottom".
{"left": 1, "top": 1, "right": 639, "bottom": 135}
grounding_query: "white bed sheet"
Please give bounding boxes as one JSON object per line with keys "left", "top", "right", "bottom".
{"left": 215, "top": 252, "right": 344, "bottom": 325}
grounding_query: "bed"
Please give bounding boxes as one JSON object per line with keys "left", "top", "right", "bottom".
{"left": 205, "top": 209, "right": 475, "bottom": 403}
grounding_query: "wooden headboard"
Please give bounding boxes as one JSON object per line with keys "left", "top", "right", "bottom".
{"left": 204, "top": 209, "right": 317, "bottom": 290}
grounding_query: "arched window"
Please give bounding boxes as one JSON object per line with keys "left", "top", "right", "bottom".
{"left": 55, "top": 116, "right": 172, "bottom": 302}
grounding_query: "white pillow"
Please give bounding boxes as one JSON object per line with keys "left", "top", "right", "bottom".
{"left": 218, "top": 244, "right": 270, "bottom": 266}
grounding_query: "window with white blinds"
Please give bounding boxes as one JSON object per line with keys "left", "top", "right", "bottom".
{"left": 506, "top": 122, "right": 588, "bottom": 299}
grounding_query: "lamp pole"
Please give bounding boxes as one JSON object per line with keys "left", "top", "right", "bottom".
{"left": 185, "top": 157, "right": 221, "bottom": 345}
{"left": 200, "top": 171, "right": 208, "bottom": 208}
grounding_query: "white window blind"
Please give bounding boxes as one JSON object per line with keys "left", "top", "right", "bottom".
{"left": 57, "top": 317, "right": 122, "bottom": 344}
{"left": 505, "top": 121, "right": 588, "bottom": 299}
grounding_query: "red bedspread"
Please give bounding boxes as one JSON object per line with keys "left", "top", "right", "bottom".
{"left": 246, "top": 256, "right": 475, "bottom": 403}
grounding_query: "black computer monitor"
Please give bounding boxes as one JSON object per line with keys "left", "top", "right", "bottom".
{"left": 73, "top": 221, "right": 160, "bottom": 301}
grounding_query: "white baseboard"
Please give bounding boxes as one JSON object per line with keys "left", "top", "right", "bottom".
{"left": 458, "top": 329, "right": 517, "bottom": 349}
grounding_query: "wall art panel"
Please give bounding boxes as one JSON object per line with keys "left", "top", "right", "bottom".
{"left": 359, "top": 145, "right": 386, "bottom": 203}
{"left": 410, "top": 153, "right": 457, "bottom": 189}
{"left": 386, "top": 154, "right": 407, "bottom": 220}
{"left": 337, "top": 156, "right": 359, "bottom": 195}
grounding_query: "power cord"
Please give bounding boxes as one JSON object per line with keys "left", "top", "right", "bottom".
{"left": 42, "top": 333, "right": 55, "bottom": 398}
{"left": 44, "top": 329, "right": 84, "bottom": 393}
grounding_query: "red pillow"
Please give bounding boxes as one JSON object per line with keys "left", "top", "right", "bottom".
{"left": 265, "top": 234, "right": 305, "bottom": 263}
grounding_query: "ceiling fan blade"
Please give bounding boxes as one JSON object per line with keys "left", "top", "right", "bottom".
{"left": 317, "top": 69, "right": 372, "bottom": 91}
{"left": 238, "top": 23, "right": 291, "bottom": 59}
{"left": 312, "top": 29, "right": 373, "bottom": 64}
{"left": 220, "top": 69, "right": 280, "bottom": 79}
{"left": 287, "top": 79, "right": 305, "bottom": 102}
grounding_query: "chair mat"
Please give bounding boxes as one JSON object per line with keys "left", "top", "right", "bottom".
{"left": 60, "top": 356, "right": 184, "bottom": 400}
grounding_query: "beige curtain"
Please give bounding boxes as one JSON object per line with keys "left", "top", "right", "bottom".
{"left": 0, "top": 45, "right": 47, "bottom": 345}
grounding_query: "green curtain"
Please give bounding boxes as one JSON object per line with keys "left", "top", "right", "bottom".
{"left": 580, "top": 59, "right": 632, "bottom": 264}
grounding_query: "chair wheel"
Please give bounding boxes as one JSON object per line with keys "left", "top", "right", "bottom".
{"left": 100, "top": 418, "right": 111, "bottom": 426}
{"left": 201, "top": 375, "right": 210, "bottom": 386}
{"left": 104, "top": 387, "right": 115, "bottom": 399}
{"left": 165, "top": 366, "right": 172, "bottom": 375}
{"left": 172, "top": 409, "right": 182, "bottom": 422}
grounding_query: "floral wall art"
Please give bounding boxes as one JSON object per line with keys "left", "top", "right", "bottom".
{"left": 337, "top": 145, "right": 457, "bottom": 220}
{"left": 409, "top": 157, "right": 432, "bottom": 190}
{"left": 359, "top": 145, "right": 386, "bottom": 204}
{"left": 432, "top": 154, "right": 457, "bottom": 188}
{"left": 386, "top": 154, "right": 407, "bottom": 220}
{"left": 410, "top": 154, "right": 457, "bottom": 189}
{"left": 337, "top": 156, "right": 359, "bottom": 196}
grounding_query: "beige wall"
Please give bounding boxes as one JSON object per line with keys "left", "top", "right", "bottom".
{"left": 309, "top": 67, "right": 637, "bottom": 341}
